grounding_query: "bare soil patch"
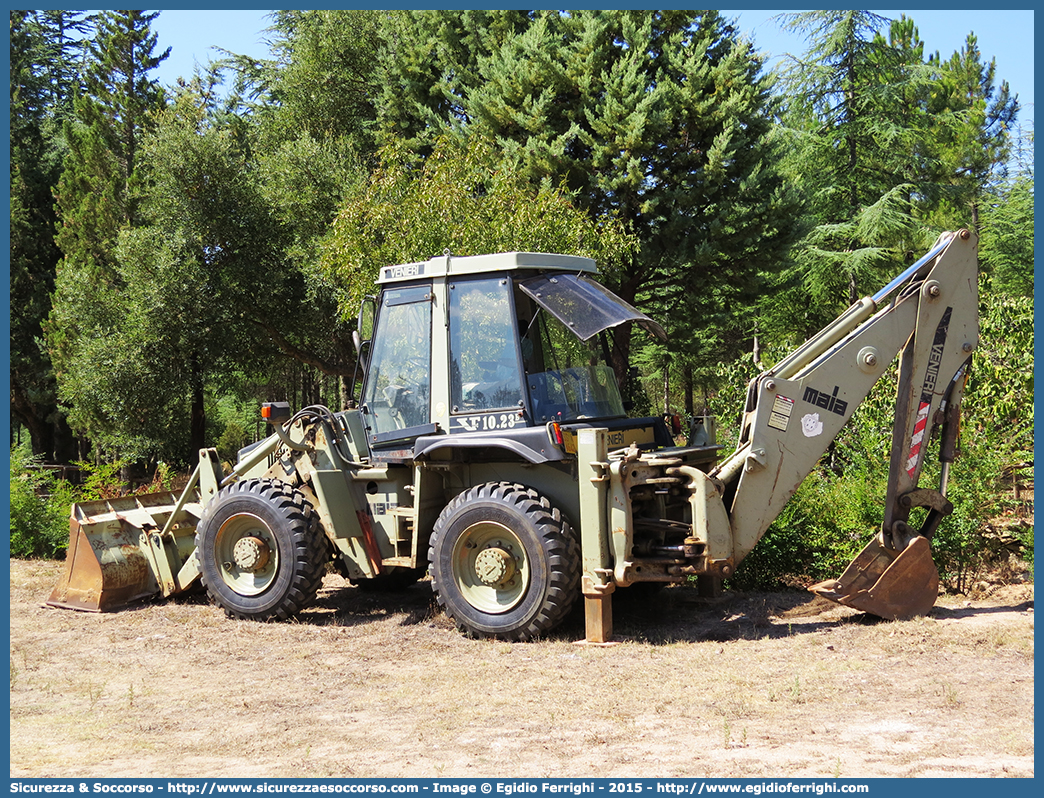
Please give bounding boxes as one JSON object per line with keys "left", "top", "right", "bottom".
{"left": 9, "top": 559, "right": 1033, "bottom": 779}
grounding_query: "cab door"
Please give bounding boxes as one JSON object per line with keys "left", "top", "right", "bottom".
{"left": 447, "top": 276, "right": 525, "bottom": 432}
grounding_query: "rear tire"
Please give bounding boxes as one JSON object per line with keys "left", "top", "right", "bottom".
{"left": 429, "top": 482, "right": 579, "bottom": 641}
{"left": 195, "top": 478, "right": 328, "bottom": 621}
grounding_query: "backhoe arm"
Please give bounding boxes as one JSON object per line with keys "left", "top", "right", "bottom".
{"left": 710, "top": 229, "right": 979, "bottom": 618}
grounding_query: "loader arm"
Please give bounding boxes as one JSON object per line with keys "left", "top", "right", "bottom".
{"left": 709, "top": 229, "right": 978, "bottom": 617}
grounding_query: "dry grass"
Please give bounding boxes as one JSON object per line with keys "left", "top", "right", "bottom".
{"left": 8, "top": 559, "right": 1034, "bottom": 779}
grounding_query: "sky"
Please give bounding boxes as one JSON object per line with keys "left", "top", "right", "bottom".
{"left": 149, "top": 8, "right": 1035, "bottom": 131}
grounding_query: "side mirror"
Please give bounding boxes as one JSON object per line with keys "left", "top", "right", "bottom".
{"left": 357, "top": 295, "right": 376, "bottom": 345}
{"left": 352, "top": 329, "right": 363, "bottom": 355}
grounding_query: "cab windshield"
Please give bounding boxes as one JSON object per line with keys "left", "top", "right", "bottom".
{"left": 361, "top": 285, "right": 432, "bottom": 438}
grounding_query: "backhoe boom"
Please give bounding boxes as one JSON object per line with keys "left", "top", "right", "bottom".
{"left": 710, "top": 229, "right": 979, "bottom": 617}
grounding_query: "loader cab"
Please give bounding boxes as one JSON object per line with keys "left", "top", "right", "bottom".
{"left": 357, "top": 252, "right": 666, "bottom": 459}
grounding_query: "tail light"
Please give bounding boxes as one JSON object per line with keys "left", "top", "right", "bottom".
{"left": 548, "top": 421, "right": 564, "bottom": 447}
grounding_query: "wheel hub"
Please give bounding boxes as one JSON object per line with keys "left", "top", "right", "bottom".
{"left": 232, "top": 536, "right": 271, "bottom": 572}
{"left": 451, "top": 521, "right": 529, "bottom": 614}
{"left": 474, "top": 546, "right": 516, "bottom": 587}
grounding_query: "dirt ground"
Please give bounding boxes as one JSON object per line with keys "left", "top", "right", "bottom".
{"left": 8, "top": 558, "right": 1034, "bottom": 779}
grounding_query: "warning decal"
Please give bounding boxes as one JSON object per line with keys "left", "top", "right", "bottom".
{"left": 905, "top": 306, "right": 952, "bottom": 480}
{"left": 768, "top": 394, "right": 795, "bottom": 432}
{"left": 906, "top": 400, "right": 932, "bottom": 478}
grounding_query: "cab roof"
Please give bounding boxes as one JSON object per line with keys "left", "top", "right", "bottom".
{"left": 378, "top": 251, "right": 597, "bottom": 285}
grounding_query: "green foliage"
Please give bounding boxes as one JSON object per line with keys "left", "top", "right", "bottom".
{"left": 53, "top": 9, "right": 169, "bottom": 257}
{"left": 978, "top": 132, "right": 1034, "bottom": 296}
{"left": 9, "top": 445, "right": 188, "bottom": 560}
{"left": 793, "top": 186, "right": 931, "bottom": 318}
{"left": 778, "top": 11, "right": 910, "bottom": 223}
{"left": 257, "top": 10, "right": 382, "bottom": 153}
{"left": 771, "top": 12, "right": 935, "bottom": 338}
{"left": 9, "top": 10, "right": 89, "bottom": 461}
{"left": 258, "top": 134, "right": 366, "bottom": 272}
{"left": 728, "top": 468, "right": 873, "bottom": 592}
{"left": 966, "top": 275, "right": 1034, "bottom": 451}
{"left": 74, "top": 458, "right": 127, "bottom": 502}
{"left": 51, "top": 78, "right": 357, "bottom": 463}
{"left": 926, "top": 32, "right": 1019, "bottom": 222}
{"left": 9, "top": 444, "right": 78, "bottom": 559}
{"left": 48, "top": 9, "right": 176, "bottom": 459}
{"left": 1016, "top": 525, "right": 1034, "bottom": 571}
{"left": 378, "top": 9, "right": 799, "bottom": 398}
{"left": 319, "top": 134, "right": 638, "bottom": 314}
{"left": 216, "top": 422, "right": 249, "bottom": 466}
{"left": 927, "top": 425, "right": 1010, "bottom": 591}
{"left": 209, "top": 394, "right": 260, "bottom": 463}
{"left": 771, "top": 12, "right": 1021, "bottom": 341}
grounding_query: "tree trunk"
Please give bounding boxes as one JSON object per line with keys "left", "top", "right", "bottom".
{"left": 190, "top": 356, "right": 205, "bottom": 454}
{"left": 190, "top": 384, "right": 205, "bottom": 455}
{"left": 682, "top": 365, "right": 694, "bottom": 416}
{"left": 662, "top": 358, "right": 670, "bottom": 416}
{"left": 11, "top": 384, "right": 51, "bottom": 457}
{"left": 10, "top": 382, "right": 77, "bottom": 462}
{"left": 609, "top": 320, "right": 633, "bottom": 397}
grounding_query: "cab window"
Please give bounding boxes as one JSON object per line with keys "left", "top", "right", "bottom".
{"left": 449, "top": 278, "right": 524, "bottom": 412}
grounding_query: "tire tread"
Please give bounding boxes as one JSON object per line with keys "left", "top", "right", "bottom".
{"left": 195, "top": 478, "right": 329, "bottom": 621}
{"left": 429, "top": 481, "right": 579, "bottom": 641}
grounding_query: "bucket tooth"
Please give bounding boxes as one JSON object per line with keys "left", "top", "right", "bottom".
{"left": 810, "top": 535, "right": 939, "bottom": 620}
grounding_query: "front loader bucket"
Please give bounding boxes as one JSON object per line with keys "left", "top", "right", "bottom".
{"left": 808, "top": 535, "right": 939, "bottom": 620}
{"left": 47, "top": 514, "right": 156, "bottom": 612}
{"left": 46, "top": 491, "right": 202, "bottom": 612}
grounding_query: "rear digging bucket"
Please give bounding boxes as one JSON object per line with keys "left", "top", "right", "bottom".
{"left": 809, "top": 535, "right": 939, "bottom": 620}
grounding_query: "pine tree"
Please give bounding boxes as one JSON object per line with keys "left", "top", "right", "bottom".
{"left": 771, "top": 12, "right": 1021, "bottom": 340}
{"left": 54, "top": 10, "right": 169, "bottom": 253}
{"left": 376, "top": 10, "right": 533, "bottom": 153}
{"left": 866, "top": 17, "right": 933, "bottom": 199}
{"left": 49, "top": 9, "right": 171, "bottom": 456}
{"left": 780, "top": 12, "right": 893, "bottom": 219}
{"left": 375, "top": 10, "right": 796, "bottom": 405}
{"left": 259, "top": 9, "right": 382, "bottom": 152}
{"left": 774, "top": 10, "right": 932, "bottom": 318}
{"left": 10, "top": 10, "right": 90, "bottom": 459}
{"left": 978, "top": 130, "right": 1033, "bottom": 296}
{"left": 928, "top": 33, "right": 1019, "bottom": 230}
{"left": 35, "top": 9, "right": 92, "bottom": 114}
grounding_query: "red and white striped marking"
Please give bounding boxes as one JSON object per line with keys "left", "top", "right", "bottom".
{"left": 906, "top": 401, "right": 932, "bottom": 478}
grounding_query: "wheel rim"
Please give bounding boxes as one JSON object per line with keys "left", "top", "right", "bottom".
{"left": 451, "top": 520, "right": 529, "bottom": 614}
{"left": 213, "top": 512, "right": 280, "bottom": 596}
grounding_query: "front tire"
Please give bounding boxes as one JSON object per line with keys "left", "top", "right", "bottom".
{"left": 429, "top": 482, "right": 579, "bottom": 641}
{"left": 195, "top": 478, "right": 328, "bottom": 621}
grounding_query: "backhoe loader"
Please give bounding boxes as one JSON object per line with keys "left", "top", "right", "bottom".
{"left": 47, "top": 230, "right": 979, "bottom": 642}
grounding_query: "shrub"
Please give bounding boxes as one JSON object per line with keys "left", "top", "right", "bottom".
{"left": 74, "top": 457, "right": 127, "bottom": 501}
{"left": 9, "top": 444, "right": 79, "bottom": 559}
{"left": 216, "top": 420, "right": 249, "bottom": 464}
